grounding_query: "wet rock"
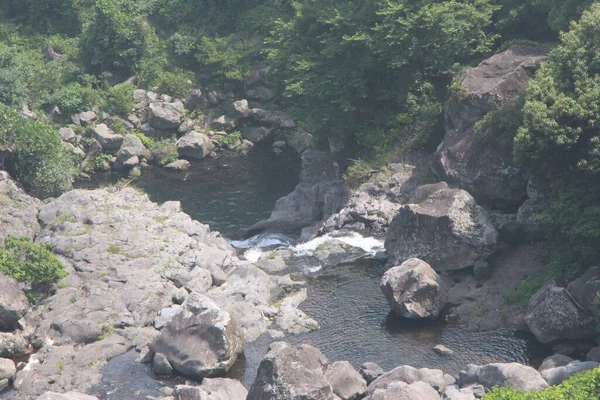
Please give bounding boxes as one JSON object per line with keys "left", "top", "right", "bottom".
{"left": 365, "top": 381, "right": 440, "bottom": 400}
{"left": 116, "top": 134, "right": 149, "bottom": 162}
{"left": 434, "top": 46, "right": 546, "bottom": 209}
{"left": 165, "top": 160, "right": 190, "bottom": 171}
{"left": 367, "top": 365, "right": 450, "bottom": 394}
{"left": 538, "top": 354, "right": 574, "bottom": 372}
{"left": 36, "top": 392, "right": 99, "bottom": 400}
{"left": 92, "top": 124, "right": 124, "bottom": 152}
{"left": 360, "top": 362, "right": 385, "bottom": 385}
{"left": 153, "top": 353, "right": 174, "bottom": 376}
{"left": 385, "top": 184, "right": 497, "bottom": 271}
{"left": 148, "top": 101, "right": 185, "bottom": 130}
{"left": 380, "top": 258, "right": 448, "bottom": 319}
{"left": 325, "top": 361, "right": 367, "bottom": 400}
{"left": 177, "top": 131, "right": 215, "bottom": 160}
{"left": 150, "top": 293, "right": 245, "bottom": 380}
{"left": 0, "top": 358, "right": 16, "bottom": 380}
{"left": 248, "top": 341, "right": 335, "bottom": 400}
{"left": 0, "top": 171, "right": 42, "bottom": 241}
{"left": 312, "top": 240, "right": 368, "bottom": 267}
{"left": 458, "top": 363, "right": 548, "bottom": 391}
{"left": 525, "top": 280, "right": 598, "bottom": 343}
{"left": 0, "top": 274, "right": 29, "bottom": 332}
{"left": 276, "top": 289, "right": 319, "bottom": 334}
{"left": 541, "top": 360, "right": 600, "bottom": 386}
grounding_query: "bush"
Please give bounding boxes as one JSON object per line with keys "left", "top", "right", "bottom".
{"left": 484, "top": 367, "right": 600, "bottom": 399}
{"left": 105, "top": 83, "right": 135, "bottom": 115}
{"left": 154, "top": 68, "right": 194, "bottom": 98}
{"left": 0, "top": 236, "right": 67, "bottom": 286}
{"left": 0, "top": 103, "right": 75, "bottom": 198}
{"left": 52, "top": 82, "right": 103, "bottom": 115}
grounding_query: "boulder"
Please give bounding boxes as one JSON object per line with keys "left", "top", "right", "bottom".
{"left": 325, "top": 361, "right": 367, "bottom": 400}
{"left": 150, "top": 293, "right": 245, "bottom": 380}
{"left": 541, "top": 360, "right": 600, "bottom": 386}
{"left": 538, "top": 354, "right": 574, "bottom": 372}
{"left": 81, "top": 139, "right": 103, "bottom": 172}
{"left": 0, "top": 358, "right": 16, "bottom": 381}
{"left": 359, "top": 362, "right": 385, "bottom": 385}
{"left": 0, "top": 274, "right": 29, "bottom": 332}
{"left": 567, "top": 266, "right": 600, "bottom": 320}
{"left": 184, "top": 89, "right": 204, "bottom": 111}
{"left": 116, "top": 134, "right": 149, "bottom": 162}
{"left": 227, "top": 100, "right": 251, "bottom": 119}
{"left": 458, "top": 363, "right": 548, "bottom": 391}
{"left": 0, "top": 172, "right": 42, "bottom": 241}
{"left": 288, "top": 131, "right": 313, "bottom": 153}
{"left": 148, "top": 101, "right": 184, "bottom": 130}
{"left": 434, "top": 45, "right": 546, "bottom": 210}
{"left": 165, "top": 160, "right": 190, "bottom": 171}
{"left": 246, "top": 150, "right": 344, "bottom": 237}
{"left": 37, "top": 393, "right": 99, "bottom": 400}
{"left": 242, "top": 126, "right": 274, "bottom": 144}
{"left": 367, "top": 365, "right": 449, "bottom": 394}
{"left": 133, "top": 89, "right": 147, "bottom": 109}
{"left": 384, "top": 184, "right": 497, "bottom": 271}
{"left": 175, "top": 378, "right": 248, "bottom": 400}
{"left": 525, "top": 280, "right": 598, "bottom": 343}
{"left": 441, "top": 384, "right": 477, "bottom": 400}
{"left": 59, "top": 127, "right": 76, "bottom": 143}
{"left": 177, "top": 131, "right": 215, "bottom": 160}
{"left": 366, "top": 381, "right": 441, "bottom": 400}
{"left": 92, "top": 124, "right": 123, "bottom": 152}
{"left": 380, "top": 259, "right": 448, "bottom": 319}
{"left": 78, "top": 111, "right": 97, "bottom": 126}
{"left": 212, "top": 115, "right": 239, "bottom": 130}
{"left": 247, "top": 341, "right": 335, "bottom": 400}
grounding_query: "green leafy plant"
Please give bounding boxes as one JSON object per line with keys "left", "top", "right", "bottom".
{"left": 105, "top": 83, "right": 135, "bottom": 115}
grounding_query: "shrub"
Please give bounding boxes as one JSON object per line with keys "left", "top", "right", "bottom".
{"left": 0, "top": 103, "right": 75, "bottom": 198}
{"left": 105, "top": 83, "right": 135, "bottom": 115}
{"left": 51, "top": 82, "right": 102, "bottom": 115}
{"left": 0, "top": 236, "right": 67, "bottom": 286}
{"left": 154, "top": 68, "right": 194, "bottom": 98}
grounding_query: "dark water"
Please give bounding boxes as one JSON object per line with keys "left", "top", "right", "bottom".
{"left": 76, "top": 147, "right": 301, "bottom": 238}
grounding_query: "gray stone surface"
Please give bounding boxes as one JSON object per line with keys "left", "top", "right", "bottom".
{"left": 0, "top": 274, "right": 29, "bottom": 332}
{"left": 458, "top": 363, "right": 548, "bottom": 391}
{"left": 380, "top": 258, "right": 448, "bottom": 319}
{"left": 116, "top": 134, "right": 149, "bottom": 162}
{"left": 538, "top": 354, "right": 574, "bottom": 372}
{"left": 325, "top": 361, "right": 367, "bottom": 400}
{"left": 92, "top": 124, "right": 123, "bottom": 152}
{"left": 177, "top": 131, "right": 215, "bottom": 160}
{"left": 541, "top": 360, "right": 600, "bottom": 386}
{"left": 0, "top": 357, "right": 16, "bottom": 381}
{"left": 360, "top": 362, "right": 385, "bottom": 385}
{"left": 0, "top": 171, "right": 42, "bottom": 241}
{"left": 165, "top": 160, "right": 190, "bottom": 171}
{"left": 148, "top": 101, "right": 185, "bottom": 130}
{"left": 366, "top": 381, "right": 441, "bottom": 400}
{"left": 36, "top": 392, "right": 99, "bottom": 400}
{"left": 367, "top": 365, "right": 450, "bottom": 394}
{"left": 385, "top": 184, "right": 497, "bottom": 271}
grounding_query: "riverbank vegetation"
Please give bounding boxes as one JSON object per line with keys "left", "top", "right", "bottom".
{"left": 0, "top": 0, "right": 598, "bottom": 275}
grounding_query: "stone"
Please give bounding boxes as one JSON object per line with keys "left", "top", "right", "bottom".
{"left": 0, "top": 358, "right": 16, "bottom": 380}
{"left": 587, "top": 347, "right": 600, "bottom": 362}
{"left": 133, "top": 89, "right": 147, "bottom": 108}
{"left": 0, "top": 172, "right": 42, "bottom": 241}
{"left": 116, "top": 134, "right": 149, "bottom": 162}
{"left": 123, "top": 156, "right": 139, "bottom": 168}
{"left": 81, "top": 139, "right": 103, "bottom": 172}
{"left": 288, "top": 130, "right": 313, "bottom": 153}
{"left": 541, "top": 360, "right": 600, "bottom": 386}
{"left": 242, "top": 126, "right": 274, "bottom": 144}
{"left": 365, "top": 381, "right": 441, "bottom": 400}
{"left": 78, "top": 111, "right": 97, "bottom": 126}
{"left": 227, "top": 99, "right": 250, "bottom": 119}
{"left": 567, "top": 266, "right": 600, "bottom": 320}
{"left": 0, "top": 274, "right": 29, "bottom": 332}
{"left": 165, "top": 160, "right": 190, "bottom": 171}
{"left": 128, "top": 166, "right": 141, "bottom": 177}
{"left": 367, "top": 365, "right": 449, "bottom": 395}
{"left": 212, "top": 115, "right": 239, "bottom": 130}
{"left": 36, "top": 392, "right": 99, "bottom": 400}
{"left": 380, "top": 258, "right": 448, "bottom": 319}
{"left": 458, "top": 363, "right": 548, "bottom": 391}
{"left": 150, "top": 293, "right": 245, "bottom": 380}
{"left": 384, "top": 184, "right": 498, "bottom": 271}
{"left": 184, "top": 89, "right": 204, "bottom": 111}
{"left": 153, "top": 353, "right": 174, "bottom": 376}
{"left": 325, "top": 361, "right": 367, "bottom": 400}
{"left": 177, "top": 131, "right": 215, "bottom": 160}
{"left": 193, "top": 378, "right": 248, "bottom": 400}
{"left": 525, "top": 280, "right": 598, "bottom": 343}
{"left": 473, "top": 260, "right": 492, "bottom": 280}
{"left": 59, "top": 127, "right": 76, "bottom": 143}
{"left": 148, "top": 101, "right": 185, "bottom": 130}
{"left": 538, "top": 354, "right": 574, "bottom": 372}
{"left": 442, "top": 384, "right": 478, "bottom": 400}
{"left": 0, "top": 378, "right": 8, "bottom": 392}
{"left": 360, "top": 362, "right": 385, "bottom": 385}
{"left": 273, "top": 140, "right": 286, "bottom": 149}
{"left": 92, "top": 124, "right": 124, "bottom": 152}
{"left": 247, "top": 341, "right": 335, "bottom": 400}
{"left": 185, "top": 267, "right": 213, "bottom": 294}
{"left": 433, "top": 344, "right": 453, "bottom": 356}
{"left": 434, "top": 45, "right": 546, "bottom": 210}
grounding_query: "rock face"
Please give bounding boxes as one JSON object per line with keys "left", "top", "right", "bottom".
{"left": 435, "top": 45, "right": 546, "bottom": 210}
{"left": 0, "top": 274, "right": 29, "bottom": 332}
{"left": 524, "top": 280, "right": 598, "bottom": 343}
{"left": 92, "top": 124, "right": 124, "bottom": 152}
{"left": 148, "top": 101, "right": 185, "bottom": 130}
{"left": 177, "top": 131, "right": 216, "bottom": 160}
{"left": 150, "top": 293, "right": 245, "bottom": 380}
{"left": 0, "top": 171, "right": 42, "bottom": 241}
{"left": 248, "top": 341, "right": 335, "bottom": 400}
{"left": 384, "top": 183, "right": 497, "bottom": 271}
{"left": 246, "top": 150, "right": 344, "bottom": 236}
{"left": 458, "top": 363, "right": 548, "bottom": 391}
{"left": 380, "top": 258, "right": 448, "bottom": 319}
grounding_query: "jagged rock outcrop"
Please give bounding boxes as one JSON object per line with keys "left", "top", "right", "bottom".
{"left": 434, "top": 45, "right": 546, "bottom": 210}
{"left": 380, "top": 258, "right": 448, "bottom": 319}
{"left": 246, "top": 150, "right": 344, "bottom": 237}
{"left": 384, "top": 183, "right": 497, "bottom": 271}
{"left": 0, "top": 171, "right": 42, "bottom": 241}
{"left": 0, "top": 275, "right": 29, "bottom": 332}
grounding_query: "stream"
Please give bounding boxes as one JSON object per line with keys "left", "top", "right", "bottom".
{"left": 79, "top": 148, "right": 549, "bottom": 398}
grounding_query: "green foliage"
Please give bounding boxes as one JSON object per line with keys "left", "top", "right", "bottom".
{"left": 475, "top": 98, "right": 525, "bottom": 146}
{"left": 483, "top": 367, "right": 600, "bottom": 399}
{"left": 92, "top": 153, "right": 113, "bottom": 171}
{"left": 195, "top": 35, "right": 263, "bottom": 81}
{"left": 217, "top": 130, "right": 242, "bottom": 147}
{"left": 154, "top": 68, "right": 193, "bottom": 98}
{"left": 105, "top": 83, "right": 134, "bottom": 115}
{"left": 0, "top": 104, "right": 75, "bottom": 198}
{"left": 130, "top": 130, "right": 155, "bottom": 148}
{"left": 0, "top": 44, "right": 35, "bottom": 107}
{"left": 0, "top": 236, "right": 68, "bottom": 286}
{"left": 52, "top": 82, "right": 103, "bottom": 115}
{"left": 504, "top": 268, "right": 554, "bottom": 306}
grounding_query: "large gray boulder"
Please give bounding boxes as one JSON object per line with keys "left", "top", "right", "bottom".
{"left": 458, "top": 363, "right": 548, "bottom": 391}
{"left": 227, "top": 99, "right": 251, "bottom": 119}
{"left": 0, "top": 171, "right": 42, "bottom": 241}
{"left": 175, "top": 378, "right": 248, "bottom": 400}
{"left": 177, "top": 131, "right": 215, "bottom": 160}
{"left": 37, "top": 393, "right": 99, "bottom": 400}
{"left": 0, "top": 358, "right": 16, "bottom": 381}
{"left": 246, "top": 150, "right": 344, "bottom": 237}
{"left": 0, "top": 274, "right": 29, "bottom": 332}
{"left": 538, "top": 354, "right": 573, "bottom": 372}
{"left": 567, "top": 267, "right": 600, "bottom": 321}
{"left": 325, "top": 361, "right": 367, "bottom": 400}
{"left": 434, "top": 45, "right": 546, "bottom": 210}
{"left": 150, "top": 293, "right": 245, "bottom": 380}
{"left": 541, "top": 360, "right": 600, "bottom": 386}
{"left": 384, "top": 184, "right": 497, "bottom": 271}
{"left": 242, "top": 126, "right": 274, "bottom": 144}
{"left": 367, "top": 365, "right": 450, "bottom": 394}
{"left": 116, "top": 134, "right": 149, "bottom": 162}
{"left": 92, "top": 124, "right": 124, "bottom": 152}
{"left": 247, "top": 341, "right": 336, "bottom": 400}
{"left": 380, "top": 258, "right": 448, "bottom": 319}
{"left": 366, "top": 381, "right": 441, "bottom": 400}
{"left": 148, "top": 101, "right": 185, "bottom": 130}
{"left": 524, "top": 280, "right": 598, "bottom": 343}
